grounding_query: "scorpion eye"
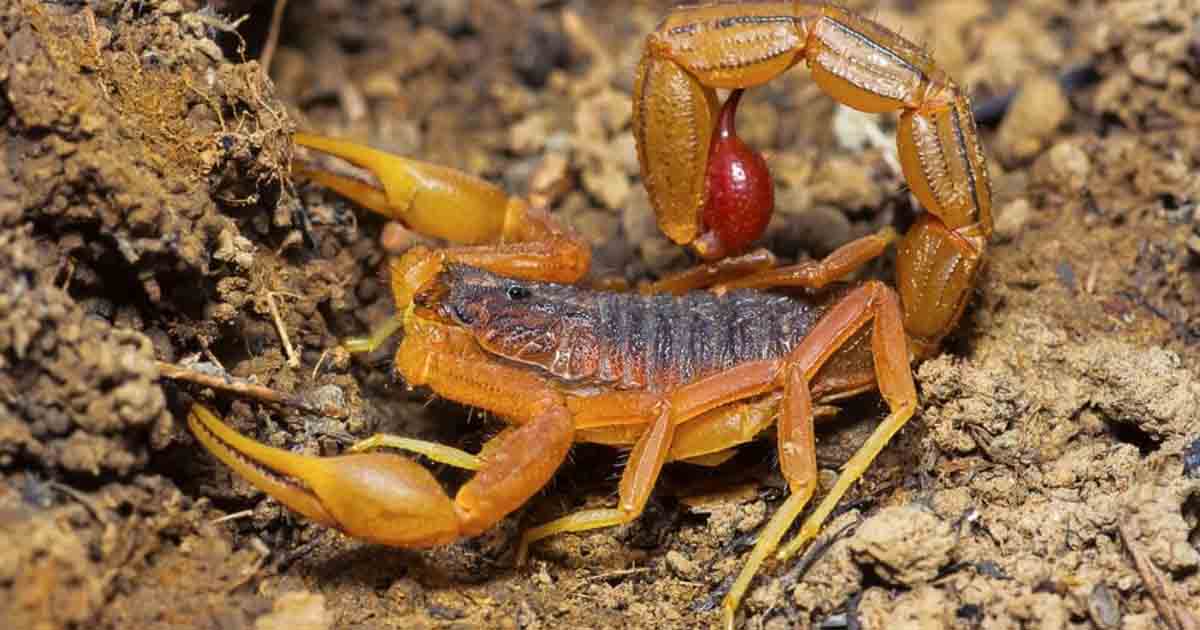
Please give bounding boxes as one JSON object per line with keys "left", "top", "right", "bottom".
{"left": 506, "top": 285, "right": 531, "bottom": 301}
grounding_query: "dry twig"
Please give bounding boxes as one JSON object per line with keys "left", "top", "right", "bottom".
{"left": 259, "top": 0, "right": 289, "bottom": 74}
{"left": 266, "top": 291, "right": 301, "bottom": 367}
{"left": 157, "top": 360, "right": 346, "bottom": 418}
{"left": 1118, "top": 520, "right": 1200, "bottom": 630}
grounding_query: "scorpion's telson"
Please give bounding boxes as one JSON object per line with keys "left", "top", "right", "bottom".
{"left": 188, "top": 4, "right": 994, "bottom": 629}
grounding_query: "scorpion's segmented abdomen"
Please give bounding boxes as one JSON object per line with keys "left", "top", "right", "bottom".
{"left": 555, "top": 289, "right": 828, "bottom": 390}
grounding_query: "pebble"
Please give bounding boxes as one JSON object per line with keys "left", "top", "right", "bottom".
{"left": 996, "top": 74, "right": 1070, "bottom": 163}
{"left": 529, "top": 152, "right": 572, "bottom": 206}
{"left": 571, "top": 209, "right": 621, "bottom": 249}
{"left": 582, "top": 162, "right": 631, "bottom": 210}
{"left": 1032, "top": 141, "right": 1091, "bottom": 195}
{"left": 994, "top": 198, "right": 1034, "bottom": 242}
{"left": 254, "top": 591, "right": 332, "bottom": 630}
{"left": 509, "top": 112, "right": 554, "bottom": 155}
{"left": 665, "top": 550, "right": 698, "bottom": 579}
{"left": 848, "top": 505, "right": 955, "bottom": 586}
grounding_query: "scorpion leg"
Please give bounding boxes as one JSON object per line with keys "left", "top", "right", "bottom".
{"left": 516, "top": 392, "right": 673, "bottom": 563}
{"left": 717, "top": 227, "right": 898, "bottom": 292}
{"left": 517, "top": 360, "right": 787, "bottom": 562}
{"left": 638, "top": 248, "right": 778, "bottom": 295}
{"left": 340, "top": 315, "right": 405, "bottom": 355}
{"left": 641, "top": 224, "right": 896, "bottom": 296}
{"left": 721, "top": 281, "right": 916, "bottom": 629}
{"left": 346, "top": 434, "right": 482, "bottom": 471}
{"left": 776, "top": 287, "right": 915, "bottom": 561}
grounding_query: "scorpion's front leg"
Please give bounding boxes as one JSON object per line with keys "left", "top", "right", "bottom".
{"left": 191, "top": 321, "right": 576, "bottom": 548}
{"left": 636, "top": 2, "right": 992, "bottom": 269}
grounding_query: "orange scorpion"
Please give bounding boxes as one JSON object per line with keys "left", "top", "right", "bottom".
{"left": 187, "top": 3, "right": 992, "bottom": 627}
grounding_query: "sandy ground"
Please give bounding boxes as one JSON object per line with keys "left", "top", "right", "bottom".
{"left": 2, "top": 0, "right": 1199, "bottom": 628}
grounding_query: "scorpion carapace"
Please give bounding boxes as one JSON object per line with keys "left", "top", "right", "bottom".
{"left": 186, "top": 3, "right": 994, "bottom": 628}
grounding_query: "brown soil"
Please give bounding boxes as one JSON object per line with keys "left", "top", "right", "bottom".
{"left": 2, "top": 0, "right": 1198, "bottom": 629}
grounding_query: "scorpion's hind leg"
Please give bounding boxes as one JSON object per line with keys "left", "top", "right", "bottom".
{"left": 517, "top": 361, "right": 798, "bottom": 564}
{"left": 721, "top": 281, "right": 918, "bottom": 630}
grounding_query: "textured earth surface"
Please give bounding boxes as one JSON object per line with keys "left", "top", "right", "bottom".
{"left": 2, "top": 0, "right": 1198, "bottom": 628}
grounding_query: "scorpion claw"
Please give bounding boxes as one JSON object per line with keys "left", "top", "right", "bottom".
{"left": 293, "top": 132, "right": 516, "bottom": 246}
{"left": 189, "top": 404, "right": 461, "bottom": 548}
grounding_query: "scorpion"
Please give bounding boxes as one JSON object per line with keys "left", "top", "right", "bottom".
{"left": 186, "top": 3, "right": 992, "bottom": 627}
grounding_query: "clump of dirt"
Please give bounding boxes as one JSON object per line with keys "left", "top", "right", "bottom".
{"left": 1, "top": 0, "right": 336, "bottom": 627}
{"left": 3, "top": 0, "right": 1200, "bottom": 629}
{"left": 0, "top": 474, "right": 232, "bottom": 629}
{"left": 848, "top": 505, "right": 957, "bottom": 586}
{"left": 0, "top": 226, "right": 170, "bottom": 474}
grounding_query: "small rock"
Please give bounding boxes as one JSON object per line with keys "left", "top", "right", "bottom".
{"left": 994, "top": 198, "right": 1034, "bottom": 242}
{"left": 574, "top": 88, "right": 631, "bottom": 141}
{"left": 415, "top": 0, "right": 471, "bottom": 32}
{"left": 582, "top": 163, "right": 631, "bottom": 210}
{"left": 621, "top": 188, "right": 657, "bottom": 245}
{"left": 509, "top": 113, "right": 554, "bottom": 155}
{"left": 763, "top": 614, "right": 791, "bottom": 630}
{"left": 1185, "top": 235, "right": 1200, "bottom": 259}
{"left": 849, "top": 506, "right": 955, "bottom": 586}
{"left": 809, "top": 156, "right": 884, "bottom": 210}
{"left": 833, "top": 104, "right": 894, "bottom": 153}
{"left": 1031, "top": 141, "right": 1091, "bottom": 195}
{"left": 529, "top": 152, "right": 572, "bottom": 207}
{"left": 858, "top": 586, "right": 953, "bottom": 630}
{"left": 735, "top": 499, "right": 767, "bottom": 534}
{"left": 737, "top": 98, "right": 779, "bottom": 149}
{"left": 1087, "top": 583, "right": 1121, "bottom": 630}
{"left": 513, "top": 13, "right": 570, "bottom": 88}
{"left": 996, "top": 74, "right": 1071, "bottom": 163}
{"left": 612, "top": 132, "right": 640, "bottom": 176}
{"left": 571, "top": 209, "right": 620, "bottom": 249}
{"left": 1184, "top": 437, "right": 1200, "bottom": 479}
{"left": 773, "top": 203, "right": 852, "bottom": 257}
{"left": 1128, "top": 51, "right": 1169, "bottom": 86}
{"left": 254, "top": 591, "right": 332, "bottom": 630}
{"left": 638, "top": 235, "right": 686, "bottom": 275}
{"left": 665, "top": 550, "right": 698, "bottom": 578}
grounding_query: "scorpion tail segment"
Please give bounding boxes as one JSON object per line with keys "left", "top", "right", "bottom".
{"left": 188, "top": 405, "right": 462, "bottom": 548}
{"left": 698, "top": 88, "right": 774, "bottom": 260}
{"left": 896, "top": 92, "right": 993, "bottom": 237}
{"left": 633, "top": 48, "right": 719, "bottom": 248}
{"left": 894, "top": 215, "right": 984, "bottom": 358}
{"left": 293, "top": 132, "right": 514, "bottom": 245}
